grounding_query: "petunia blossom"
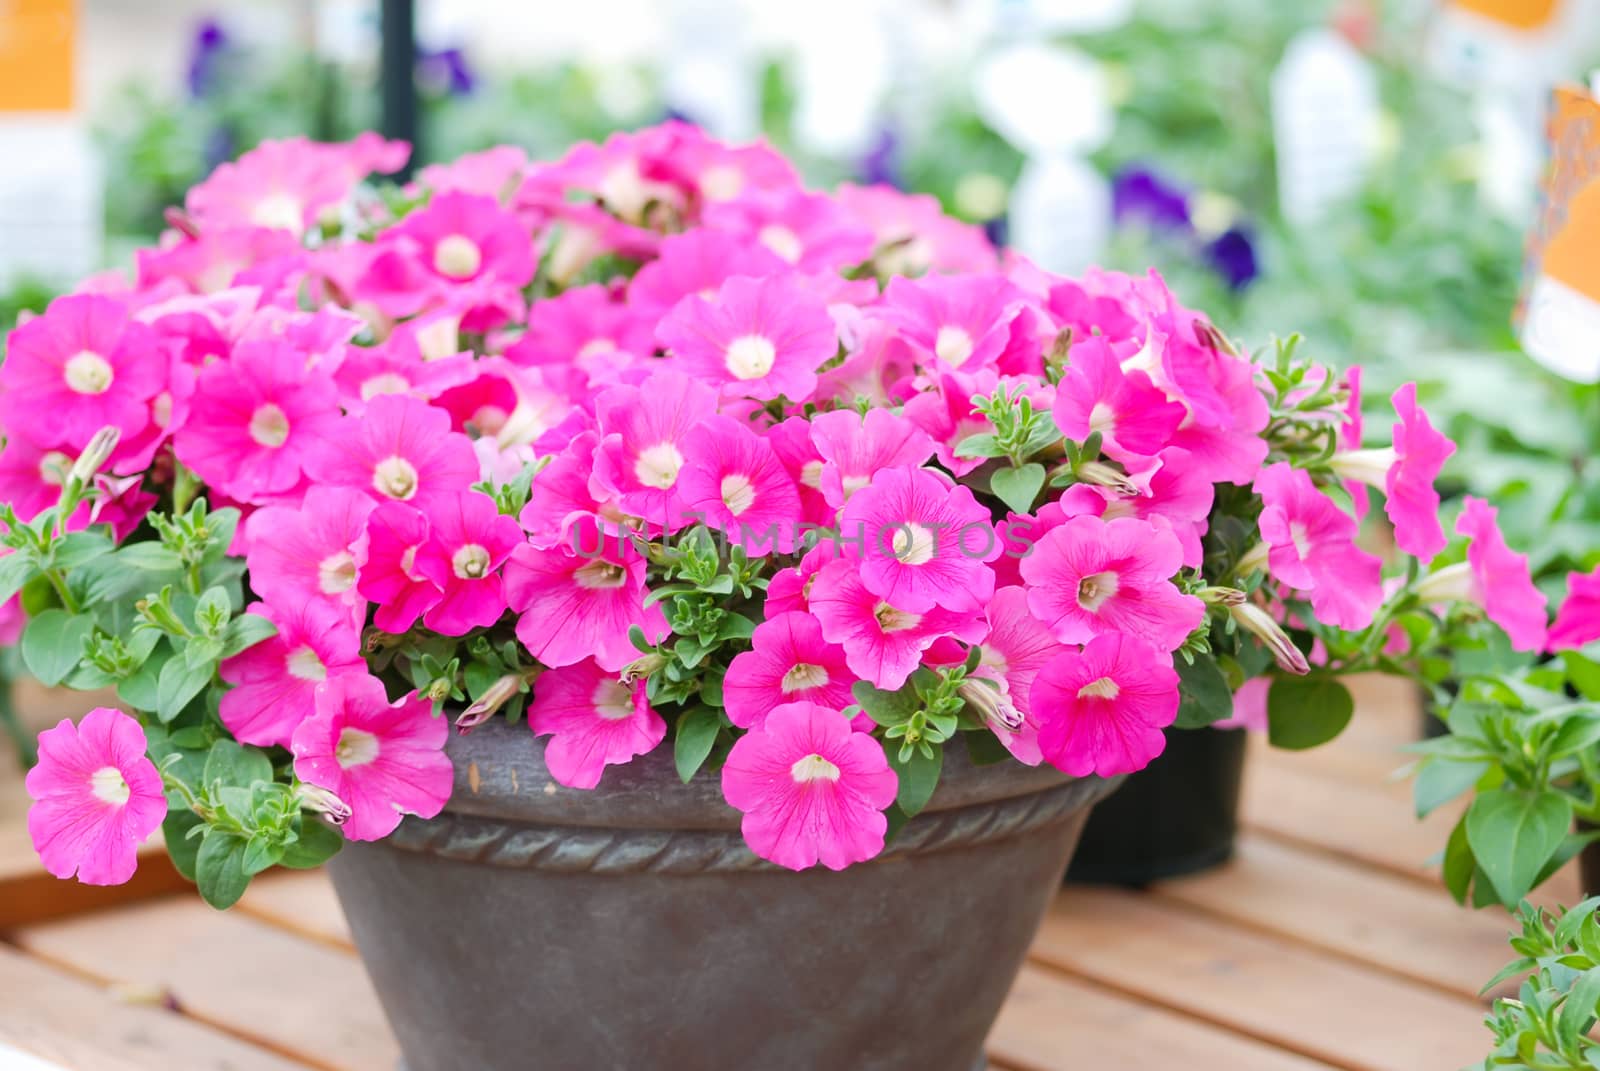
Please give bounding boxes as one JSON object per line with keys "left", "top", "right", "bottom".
{"left": 724, "top": 612, "right": 856, "bottom": 729}
{"left": 1030, "top": 633, "right": 1180, "bottom": 778}
{"left": 1253, "top": 463, "right": 1383, "bottom": 630}
{"left": 677, "top": 414, "right": 803, "bottom": 554}
{"left": 527, "top": 659, "right": 667, "bottom": 790}
{"left": 220, "top": 600, "right": 366, "bottom": 748}
{"left": 840, "top": 465, "right": 998, "bottom": 614}
{"left": 244, "top": 486, "right": 374, "bottom": 619}
{"left": 1427, "top": 496, "right": 1548, "bottom": 652}
{"left": 1550, "top": 566, "right": 1600, "bottom": 651}
{"left": 975, "top": 586, "right": 1069, "bottom": 764}
{"left": 1052, "top": 336, "right": 1186, "bottom": 463}
{"left": 808, "top": 558, "right": 986, "bottom": 689}
{"left": 305, "top": 394, "right": 479, "bottom": 509}
{"left": 591, "top": 370, "right": 716, "bottom": 526}
{"left": 808, "top": 408, "right": 935, "bottom": 509}
{"left": 657, "top": 272, "right": 837, "bottom": 402}
{"left": 412, "top": 491, "right": 523, "bottom": 635}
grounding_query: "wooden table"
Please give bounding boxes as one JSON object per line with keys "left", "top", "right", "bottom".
{"left": 0, "top": 677, "right": 1569, "bottom": 1071}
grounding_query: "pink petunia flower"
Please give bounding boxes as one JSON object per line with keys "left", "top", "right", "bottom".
{"left": 330, "top": 334, "right": 477, "bottom": 413}
{"left": 527, "top": 659, "right": 667, "bottom": 790}
{"left": 1253, "top": 463, "right": 1383, "bottom": 630}
{"left": 840, "top": 465, "right": 999, "bottom": 614}
{"left": 901, "top": 368, "right": 998, "bottom": 478}
{"left": 626, "top": 229, "right": 788, "bottom": 323}
{"left": 657, "top": 272, "right": 837, "bottom": 402}
{"left": 808, "top": 558, "right": 986, "bottom": 689}
{"left": 1020, "top": 515, "right": 1205, "bottom": 652}
{"left": 1426, "top": 497, "right": 1548, "bottom": 652}
{"left": 504, "top": 283, "right": 654, "bottom": 372}
{"left": 1052, "top": 336, "right": 1186, "bottom": 463}
{"left": 721, "top": 700, "right": 898, "bottom": 871}
{"left": 0, "top": 294, "right": 167, "bottom": 450}
{"left": 244, "top": 487, "right": 374, "bottom": 619}
{"left": 724, "top": 612, "right": 856, "bottom": 729}
{"left": 386, "top": 190, "right": 536, "bottom": 290}
{"left": 976, "top": 586, "right": 1069, "bottom": 764}
{"left": 186, "top": 133, "right": 407, "bottom": 233}
{"left": 876, "top": 273, "right": 1025, "bottom": 371}
{"left": 26, "top": 707, "right": 166, "bottom": 885}
{"left": 356, "top": 502, "right": 443, "bottom": 633}
{"left": 809, "top": 408, "right": 935, "bottom": 509}
{"left": 591, "top": 370, "right": 716, "bottom": 526}
{"left": 412, "top": 491, "right": 523, "bottom": 635}
{"left": 305, "top": 394, "right": 479, "bottom": 509}
{"left": 174, "top": 338, "right": 344, "bottom": 503}
{"left": 290, "top": 675, "right": 453, "bottom": 842}
{"left": 1214, "top": 678, "right": 1270, "bottom": 732}
{"left": 834, "top": 184, "right": 998, "bottom": 276}
{"left": 677, "top": 414, "right": 803, "bottom": 554}
{"left": 1550, "top": 566, "right": 1600, "bottom": 651}
{"left": 1058, "top": 448, "right": 1214, "bottom": 568}
{"left": 219, "top": 600, "right": 366, "bottom": 748}
{"left": 1030, "top": 633, "right": 1181, "bottom": 777}
{"left": 503, "top": 526, "right": 670, "bottom": 671}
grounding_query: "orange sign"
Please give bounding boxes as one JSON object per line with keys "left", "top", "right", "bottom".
{"left": 1449, "top": 0, "right": 1564, "bottom": 31}
{"left": 0, "top": 0, "right": 75, "bottom": 112}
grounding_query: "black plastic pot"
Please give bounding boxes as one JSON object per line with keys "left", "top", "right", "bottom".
{"left": 1065, "top": 726, "right": 1248, "bottom": 886}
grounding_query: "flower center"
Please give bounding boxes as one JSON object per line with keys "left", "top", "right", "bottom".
{"left": 790, "top": 753, "right": 841, "bottom": 783}
{"left": 592, "top": 680, "right": 635, "bottom": 721}
{"left": 758, "top": 224, "right": 804, "bottom": 263}
{"left": 724, "top": 334, "right": 777, "bottom": 380}
{"left": 890, "top": 523, "right": 937, "bottom": 566}
{"left": 38, "top": 451, "right": 71, "bottom": 487}
{"left": 781, "top": 663, "right": 830, "bottom": 693}
{"left": 935, "top": 325, "right": 974, "bottom": 365}
{"left": 250, "top": 191, "right": 305, "bottom": 230}
{"left": 800, "top": 460, "right": 825, "bottom": 490}
{"left": 248, "top": 403, "right": 291, "bottom": 448}
{"left": 1077, "top": 570, "right": 1121, "bottom": 612}
{"left": 698, "top": 165, "right": 743, "bottom": 202}
{"left": 720, "top": 473, "right": 757, "bottom": 516}
{"left": 452, "top": 543, "right": 491, "bottom": 579}
{"left": 399, "top": 544, "right": 425, "bottom": 580}
{"left": 152, "top": 392, "right": 175, "bottom": 428}
{"left": 433, "top": 233, "right": 483, "bottom": 279}
{"left": 335, "top": 727, "right": 380, "bottom": 768}
{"left": 372, "top": 456, "right": 420, "bottom": 500}
{"left": 318, "top": 550, "right": 358, "bottom": 594}
{"left": 574, "top": 559, "right": 628, "bottom": 590}
{"left": 874, "top": 602, "right": 922, "bottom": 633}
{"left": 286, "top": 645, "right": 327, "bottom": 682}
{"left": 1289, "top": 521, "right": 1313, "bottom": 560}
{"left": 64, "top": 351, "right": 114, "bottom": 395}
{"left": 470, "top": 405, "right": 509, "bottom": 436}
{"left": 1088, "top": 401, "right": 1117, "bottom": 437}
{"left": 577, "top": 338, "right": 617, "bottom": 361}
{"left": 89, "top": 765, "right": 130, "bottom": 806}
{"left": 361, "top": 372, "right": 412, "bottom": 400}
{"left": 634, "top": 441, "right": 684, "bottom": 490}
{"left": 1076, "top": 676, "right": 1122, "bottom": 701}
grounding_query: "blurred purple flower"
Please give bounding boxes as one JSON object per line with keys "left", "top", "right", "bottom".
{"left": 859, "top": 128, "right": 901, "bottom": 189}
{"left": 202, "top": 126, "right": 236, "bottom": 172}
{"left": 185, "top": 18, "right": 230, "bottom": 100}
{"left": 662, "top": 106, "right": 700, "bottom": 125}
{"left": 1204, "top": 227, "right": 1259, "bottom": 291}
{"left": 983, "top": 214, "right": 1009, "bottom": 249}
{"left": 1111, "top": 166, "right": 1191, "bottom": 232}
{"left": 418, "top": 47, "right": 475, "bottom": 97}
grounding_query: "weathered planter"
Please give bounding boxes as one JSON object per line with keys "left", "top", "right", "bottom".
{"left": 329, "top": 719, "right": 1117, "bottom": 1071}
{"left": 1066, "top": 726, "right": 1248, "bottom": 886}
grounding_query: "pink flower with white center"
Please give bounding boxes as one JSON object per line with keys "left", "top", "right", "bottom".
{"left": 657, "top": 273, "right": 837, "bottom": 402}
{"left": 841, "top": 465, "right": 998, "bottom": 614}
{"left": 387, "top": 190, "right": 536, "bottom": 290}
{"left": 528, "top": 660, "right": 667, "bottom": 790}
{"left": 1020, "top": 515, "right": 1205, "bottom": 652}
{"left": 976, "top": 586, "right": 1070, "bottom": 764}
{"left": 0, "top": 294, "right": 166, "bottom": 450}
{"left": 1412, "top": 497, "right": 1548, "bottom": 652}
{"left": 27, "top": 708, "right": 166, "bottom": 886}
{"left": 330, "top": 336, "right": 477, "bottom": 413}
{"left": 901, "top": 369, "right": 999, "bottom": 478}
{"left": 504, "top": 283, "right": 654, "bottom": 371}
{"left": 627, "top": 230, "right": 788, "bottom": 322}
{"left": 721, "top": 700, "right": 899, "bottom": 872}
{"left": 1159, "top": 342, "right": 1270, "bottom": 486}
{"left": 815, "top": 317, "right": 919, "bottom": 408}
{"left": 591, "top": 370, "right": 716, "bottom": 526}
{"left": 412, "top": 491, "right": 523, "bottom": 636}
{"left": 835, "top": 184, "right": 999, "bottom": 275}
{"left": 0, "top": 439, "right": 75, "bottom": 523}
{"left": 173, "top": 339, "right": 343, "bottom": 503}
{"left": 504, "top": 529, "right": 670, "bottom": 671}
{"left": 356, "top": 502, "right": 443, "bottom": 633}
{"left": 520, "top": 432, "right": 613, "bottom": 549}
{"left": 305, "top": 394, "right": 479, "bottom": 510}
{"left": 291, "top": 675, "right": 453, "bottom": 842}
{"left": 433, "top": 364, "right": 521, "bottom": 440}
{"left": 1253, "top": 463, "right": 1383, "bottom": 631}
{"left": 1058, "top": 448, "right": 1215, "bottom": 568}
{"left": 244, "top": 487, "right": 374, "bottom": 619}
{"left": 703, "top": 189, "right": 875, "bottom": 271}
{"left": 219, "top": 600, "right": 365, "bottom": 748}
{"left": 136, "top": 226, "right": 304, "bottom": 295}
{"left": 725, "top": 612, "right": 856, "bottom": 730}
{"left": 186, "top": 133, "right": 407, "bottom": 232}
{"left": 877, "top": 274, "right": 1026, "bottom": 371}
{"left": 677, "top": 414, "right": 803, "bottom": 555}
{"left": 1053, "top": 336, "right": 1186, "bottom": 463}
{"left": 809, "top": 559, "right": 986, "bottom": 689}
{"left": 763, "top": 542, "right": 840, "bottom": 616}
{"left": 1030, "top": 633, "right": 1181, "bottom": 778}
{"left": 1330, "top": 383, "right": 1455, "bottom": 562}
{"left": 809, "top": 408, "right": 935, "bottom": 509}
{"left": 1550, "top": 567, "right": 1600, "bottom": 651}
{"left": 768, "top": 417, "right": 835, "bottom": 527}
{"left": 417, "top": 145, "right": 528, "bottom": 198}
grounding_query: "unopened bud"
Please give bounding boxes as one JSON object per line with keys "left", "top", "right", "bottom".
{"left": 1235, "top": 541, "right": 1270, "bottom": 579}
{"left": 456, "top": 673, "right": 525, "bottom": 733}
{"left": 69, "top": 426, "right": 121, "bottom": 486}
{"left": 1075, "top": 460, "right": 1142, "bottom": 497}
{"left": 1229, "top": 602, "right": 1310, "bottom": 676}
{"left": 295, "top": 784, "right": 353, "bottom": 825}
{"left": 1194, "top": 320, "right": 1239, "bottom": 357}
{"left": 1326, "top": 447, "right": 1397, "bottom": 491}
{"left": 620, "top": 653, "right": 667, "bottom": 687}
{"left": 1198, "top": 586, "right": 1247, "bottom": 607}
{"left": 958, "top": 678, "right": 1025, "bottom": 734}
{"left": 163, "top": 207, "right": 201, "bottom": 240}
{"left": 1410, "top": 561, "right": 1475, "bottom": 607}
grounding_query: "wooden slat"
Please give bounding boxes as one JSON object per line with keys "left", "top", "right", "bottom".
{"left": 992, "top": 964, "right": 1335, "bottom": 1071}
{"left": 238, "top": 872, "right": 351, "bottom": 949}
{"left": 0, "top": 943, "right": 307, "bottom": 1070}
{"left": 13, "top": 897, "right": 397, "bottom": 1071}
{"left": 1032, "top": 887, "right": 1488, "bottom": 1071}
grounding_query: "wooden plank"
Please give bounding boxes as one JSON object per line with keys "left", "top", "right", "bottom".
{"left": 14, "top": 896, "right": 398, "bottom": 1071}
{"left": 1031, "top": 887, "right": 1489, "bottom": 1071}
{"left": 0, "top": 943, "right": 307, "bottom": 1071}
{"left": 238, "top": 871, "right": 351, "bottom": 949}
{"left": 992, "top": 963, "right": 1335, "bottom": 1071}
{"left": 1152, "top": 835, "right": 1516, "bottom": 1000}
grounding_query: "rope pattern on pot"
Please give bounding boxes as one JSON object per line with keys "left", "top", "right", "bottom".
{"left": 383, "top": 776, "right": 1110, "bottom": 873}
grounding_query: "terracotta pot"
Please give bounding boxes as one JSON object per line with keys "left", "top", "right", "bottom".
{"left": 1066, "top": 727, "right": 1248, "bottom": 886}
{"left": 329, "top": 719, "right": 1117, "bottom": 1071}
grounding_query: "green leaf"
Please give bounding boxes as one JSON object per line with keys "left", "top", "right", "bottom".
{"left": 963, "top": 729, "right": 1012, "bottom": 766}
{"left": 0, "top": 552, "right": 38, "bottom": 604}
{"left": 241, "top": 836, "right": 284, "bottom": 877}
{"left": 156, "top": 654, "right": 214, "bottom": 723}
{"left": 1558, "top": 968, "right": 1600, "bottom": 1050}
{"left": 989, "top": 463, "right": 1046, "bottom": 515}
{"left": 202, "top": 739, "right": 274, "bottom": 790}
{"left": 1554, "top": 898, "right": 1600, "bottom": 950}
{"left": 953, "top": 433, "right": 1003, "bottom": 459}
{"left": 162, "top": 810, "right": 204, "bottom": 881}
{"left": 193, "top": 830, "right": 251, "bottom": 910}
{"left": 51, "top": 531, "right": 114, "bottom": 570}
{"left": 1563, "top": 652, "right": 1600, "bottom": 702}
{"left": 1442, "top": 813, "right": 1475, "bottom": 906}
{"left": 1266, "top": 677, "right": 1354, "bottom": 751}
{"left": 887, "top": 743, "right": 942, "bottom": 817}
{"left": 117, "top": 643, "right": 170, "bottom": 712}
{"left": 851, "top": 680, "right": 919, "bottom": 728}
{"left": 673, "top": 707, "right": 723, "bottom": 783}
{"left": 1173, "top": 655, "right": 1235, "bottom": 729}
{"left": 21, "top": 609, "right": 94, "bottom": 687}
{"left": 219, "top": 613, "right": 277, "bottom": 659}
{"left": 116, "top": 543, "right": 184, "bottom": 572}
{"left": 281, "top": 818, "right": 343, "bottom": 869}
{"left": 1549, "top": 715, "right": 1600, "bottom": 760}
{"left": 1413, "top": 757, "right": 1489, "bottom": 818}
{"left": 1465, "top": 789, "right": 1573, "bottom": 906}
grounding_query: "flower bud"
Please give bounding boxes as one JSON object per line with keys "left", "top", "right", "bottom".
{"left": 69, "top": 426, "right": 121, "bottom": 486}
{"left": 456, "top": 673, "right": 525, "bottom": 733}
{"left": 1235, "top": 541, "right": 1270, "bottom": 579}
{"left": 958, "top": 678, "right": 1025, "bottom": 733}
{"left": 620, "top": 653, "right": 667, "bottom": 686}
{"left": 1410, "top": 561, "right": 1475, "bottom": 607}
{"left": 1327, "top": 447, "right": 1397, "bottom": 491}
{"left": 1229, "top": 602, "right": 1310, "bottom": 676}
{"left": 1075, "top": 460, "right": 1142, "bottom": 497}
{"left": 295, "top": 784, "right": 353, "bottom": 825}
{"left": 1198, "top": 586, "right": 1247, "bottom": 607}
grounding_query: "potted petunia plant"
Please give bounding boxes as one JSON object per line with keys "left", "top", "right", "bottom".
{"left": 0, "top": 124, "right": 1547, "bottom": 1070}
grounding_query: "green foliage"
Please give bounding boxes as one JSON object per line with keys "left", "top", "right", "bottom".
{"left": 1266, "top": 677, "right": 1354, "bottom": 751}
{"left": 1478, "top": 899, "right": 1600, "bottom": 1069}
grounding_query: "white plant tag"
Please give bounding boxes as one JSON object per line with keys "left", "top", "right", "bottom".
{"left": 1271, "top": 29, "right": 1381, "bottom": 228}
{"left": 973, "top": 42, "right": 1112, "bottom": 157}
{"left": 1007, "top": 153, "right": 1110, "bottom": 274}
{"left": 0, "top": 119, "right": 101, "bottom": 290}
